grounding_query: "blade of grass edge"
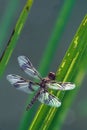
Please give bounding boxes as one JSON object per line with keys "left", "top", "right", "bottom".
{"left": 50, "top": 46, "right": 87, "bottom": 130}
{"left": 0, "top": 0, "right": 33, "bottom": 77}
{"left": 29, "top": 15, "right": 87, "bottom": 130}
{"left": 18, "top": 0, "right": 76, "bottom": 129}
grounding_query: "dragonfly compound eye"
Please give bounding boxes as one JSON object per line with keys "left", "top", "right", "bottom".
{"left": 48, "top": 72, "right": 55, "bottom": 80}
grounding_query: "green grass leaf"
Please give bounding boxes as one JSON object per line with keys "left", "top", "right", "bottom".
{"left": 0, "top": 0, "right": 33, "bottom": 77}
{"left": 39, "top": 0, "right": 76, "bottom": 76}
{"left": 29, "top": 15, "right": 87, "bottom": 130}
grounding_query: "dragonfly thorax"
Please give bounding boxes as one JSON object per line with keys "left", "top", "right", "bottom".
{"left": 40, "top": 72, "right": 55, "bottom": 88}
{"left": 40, "top": 78, "right": 50, "bottom": 88}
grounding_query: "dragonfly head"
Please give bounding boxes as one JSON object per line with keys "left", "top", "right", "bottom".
{"left": 48, "top": 72, "right": 55, "bottom": 80}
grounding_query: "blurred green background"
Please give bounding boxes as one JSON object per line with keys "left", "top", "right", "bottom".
{"left": 0, "top": 0, "right": 87, "bottom": 130}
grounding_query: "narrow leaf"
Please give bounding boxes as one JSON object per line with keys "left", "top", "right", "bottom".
{"left": 29, "top": 15, "right": 87, "bottom": 130}
{"left": 0, "top": 0, "right": 33, "bottom": 77}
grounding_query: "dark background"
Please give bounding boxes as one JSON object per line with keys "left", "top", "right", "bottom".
{"left": 0, "top": 0, "right": 87, "bottom": 130}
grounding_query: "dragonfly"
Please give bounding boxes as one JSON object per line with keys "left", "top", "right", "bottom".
{"left": 7, "top": 56, "right": 75, "bottom": 111}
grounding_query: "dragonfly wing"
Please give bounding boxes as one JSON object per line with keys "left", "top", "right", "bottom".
{"left": 17, "top": 56, "right": 42, "bottom": 80}
{"left": 46, "top": 81, "right": 75, "bottom": 90}
{"left": 59, "top": 82, "right": 75, "bottom": 90}
{"left": 38, "top": 89, "right": 61, "bottom": 107}
{"left": 7, "top": 74, "right": 40, "bottom": 94}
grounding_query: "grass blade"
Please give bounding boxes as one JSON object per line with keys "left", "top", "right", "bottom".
{"left": 0, "top": 0, "right": 33, "bottom": 77}
{"left": 48, "top": 17, "right": 87, "bottom": 130}
{"left": 29, "top": 15, "right": 87, "bottom": 130}
{"left": 39, "top": 0, "right": 76, "bottom": 76}
{"left": 50, "top": 46, "right": 87, "bottom": 130}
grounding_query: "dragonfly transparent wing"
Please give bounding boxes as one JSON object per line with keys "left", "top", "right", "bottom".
{"left": 7, "top": 74, "right": 40, "bottom": 94}
{"left": 38, "top": 89, "right": 61, "bottom": 107}
{"left": 46, "top": 81, "right": 75, "bottom": 90}
{"left": 17, "top": 56, "right": 42, "bottom": 80}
